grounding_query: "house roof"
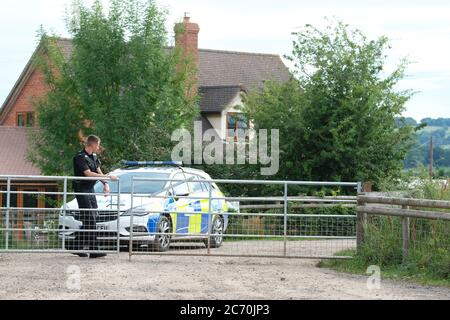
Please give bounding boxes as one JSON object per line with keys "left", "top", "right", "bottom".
{"left": 0, "top": 38, "right": 290, "bottom": 120}
{"left": 197, "top": 48, "right": 290, "bottom": 89}
{"left": 0, "top": 47, "right": 41, "bottom": 125}
{"left": 0, "top": 127, "right": 41, "bottom": 175}
{"left": 199, "top": 85, "right": 243, "bottom": 113}
{"left": 54, "top": 38, "right": 291, "bottom": 89}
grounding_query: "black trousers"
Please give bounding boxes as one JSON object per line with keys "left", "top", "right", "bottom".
{"left": 75, "top": 188, "right": 98, "bottom": 249}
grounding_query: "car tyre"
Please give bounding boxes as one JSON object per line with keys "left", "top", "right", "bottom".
{"left": 205, "top": 216, "right": 224, "bottom": 248}
{"left": 152, "top": 216, "right": 172, "bottom": 252}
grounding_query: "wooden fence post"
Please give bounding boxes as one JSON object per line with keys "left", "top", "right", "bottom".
{"left": 356, "top": 182, "right": 372, "bottom": 250}
{"left": 402, "top": 205, "right": 410, "bottom": 262}
{"left": 356, "top": 194, "right": 366, "bottom": 250}
{"left": 363, "top": 182, "right": 373, "bottom": 193}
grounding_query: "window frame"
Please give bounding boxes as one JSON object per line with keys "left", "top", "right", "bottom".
{"left": 184, "top": 173, "right": 205, "bottom": 193}
{"left": 26, "top": 112, "right": 35, "bottom": 127}
{"left": 226, "top": 112, "right": 249, "bottom": 142}
{"left": 16, "top": 112, "right": 25, "bottom": 127}
{"left": 199, "top": 176, "right": 216, "bottom": 192}
{"left": 16, "top": 111, "right": 35, "bottom": 127}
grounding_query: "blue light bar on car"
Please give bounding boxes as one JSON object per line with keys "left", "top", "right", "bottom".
{"left": 122, "top": 160, "right": 183, "bottom": 166}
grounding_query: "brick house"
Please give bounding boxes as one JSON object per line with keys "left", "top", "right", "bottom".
{"left": 0, "top": 17, "right": 290, "bottom": 209}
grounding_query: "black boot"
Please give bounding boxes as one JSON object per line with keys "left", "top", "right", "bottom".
{"left": 89, "top": 253, "right": 107, "bottom": 258}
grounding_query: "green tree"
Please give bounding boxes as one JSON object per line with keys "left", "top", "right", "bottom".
{"left": 244, "top": 20, "right": 415, "bottom": 186}
{"left": 28, "top": 0, "right": 199, "bottom": 175}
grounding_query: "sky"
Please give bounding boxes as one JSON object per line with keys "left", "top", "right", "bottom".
{"left": 0, "top": 0, "right": 449, "bottom": 122}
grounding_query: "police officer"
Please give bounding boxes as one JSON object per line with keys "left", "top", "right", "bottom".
{"left": 73, "top": 135, "right": 117, "bottom": 258}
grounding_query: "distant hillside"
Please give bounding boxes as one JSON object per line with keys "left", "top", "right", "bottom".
{"left": 399, "top": 117, "right": 450, "bottom": 170}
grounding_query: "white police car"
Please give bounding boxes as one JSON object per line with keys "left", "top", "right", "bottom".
{"left": 59, "top": 161, "right": 233, "bottom": 251}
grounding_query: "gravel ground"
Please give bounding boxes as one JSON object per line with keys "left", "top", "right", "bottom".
{"left": 0, "top": 241, "right": 449, "bottom": 300}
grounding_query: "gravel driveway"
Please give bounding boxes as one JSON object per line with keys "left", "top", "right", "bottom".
{"left": 0, "top": 240, "right": 449, "bottom": 300}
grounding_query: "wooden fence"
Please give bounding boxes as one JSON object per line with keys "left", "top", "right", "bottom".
{"left": 356, "top": 195, "right": 450, "bottom": 260}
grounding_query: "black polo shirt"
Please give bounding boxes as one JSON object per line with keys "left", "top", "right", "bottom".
{"left": 73, "top": 149, "right": 101, "bottom": 190}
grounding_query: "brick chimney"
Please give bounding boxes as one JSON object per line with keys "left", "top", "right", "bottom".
{"left": 174, "top": 15, "right": 200, "bottom": 99}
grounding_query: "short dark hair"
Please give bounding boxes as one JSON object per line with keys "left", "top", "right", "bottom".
{"left": 86, "top": 135, "right": 100, "bottom": 146}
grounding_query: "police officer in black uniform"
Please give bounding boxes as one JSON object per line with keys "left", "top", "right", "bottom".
{"left": 73, "top": 135, "right": 117, "bottom": 258}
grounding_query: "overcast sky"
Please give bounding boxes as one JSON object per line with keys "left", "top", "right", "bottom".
{"left": 1, "top": 0, "right": 449, "bottom": 121}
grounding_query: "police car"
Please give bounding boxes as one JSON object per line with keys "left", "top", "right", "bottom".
{"left": 59, "top": 161, "right": 233, "bottom": 251}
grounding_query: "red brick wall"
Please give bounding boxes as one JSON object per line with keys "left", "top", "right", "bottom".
{"left": 175, "top": 17, "right": 199, "bottom": 99}
{"left": 175, "top": 20, "right": 199, "bottom": 64}
{"left": 2, "top": 68, "right": 48, "bottom": 126}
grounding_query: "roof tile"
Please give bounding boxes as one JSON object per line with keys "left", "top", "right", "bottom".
{"left": 0, "top": 127, "right": 40, "bottom": 175}
{"left": 199, "top": 85, "right": 242, "bottom": 113}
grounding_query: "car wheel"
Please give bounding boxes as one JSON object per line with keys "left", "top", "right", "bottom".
{"left": 205, "top": 216, "right": 224, "bottom": 248}
{"left": 153, "top": 216, "right": 172, "bottom": 252}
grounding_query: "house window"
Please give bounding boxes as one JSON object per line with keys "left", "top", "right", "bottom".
{"left": 227, "top": 113, "right": 248, "bottom": 141}
{"left": 26, "top": 112, "right": 35, "bottom": 127}
{"left": 17, "top": 113, "right": 25, "bottom": 127}
{"left": 16, "top": 112, "right": 35, "bottom": 127}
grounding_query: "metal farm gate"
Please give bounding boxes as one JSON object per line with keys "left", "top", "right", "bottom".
{"left": 128, "top": 178, "right": 359, "bottom": 260}
{"left": 0, "top": 174, "right": 360, "bottom": 260}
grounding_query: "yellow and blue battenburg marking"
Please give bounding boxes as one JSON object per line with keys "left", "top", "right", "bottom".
{"left": 147, "top": 196, "right": 228, "bottom": 235}
{"left": 174, "top": 199, "right": 210, "bottom": 234}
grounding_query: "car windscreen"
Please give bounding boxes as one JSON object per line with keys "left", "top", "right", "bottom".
{"left": 94, "top": 172, "right": 170, "bottom": 194}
